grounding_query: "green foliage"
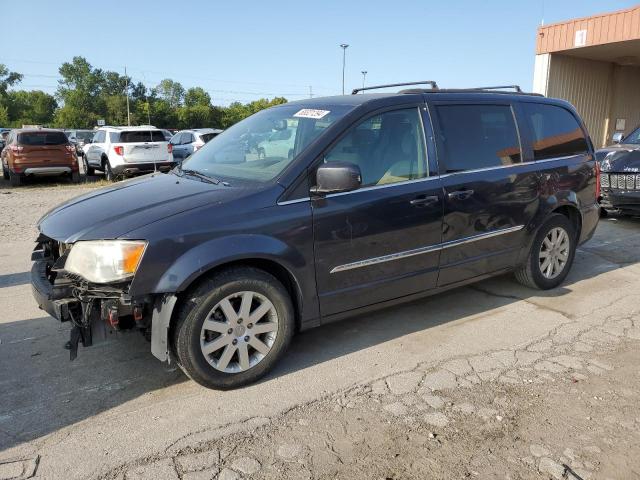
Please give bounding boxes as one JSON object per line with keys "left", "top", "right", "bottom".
{"left": 0, "top": 59, "right": 288, "bottom": 130}
{"left": 6, "top": 90, "right": 57, "bottom": 127}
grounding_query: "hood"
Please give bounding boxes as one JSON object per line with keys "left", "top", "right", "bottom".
{"left": 596, "top": 144, "right": 640, "bottom": 172}
{"left": 38, "top": 173, "right": 252, "bottom": 243}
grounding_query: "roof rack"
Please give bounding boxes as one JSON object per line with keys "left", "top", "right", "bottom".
{"left": 352, "top": 80, "right": 439, "bottom": 95}
{"left": 467, "top": 85, "right": 522, "bottom": 93}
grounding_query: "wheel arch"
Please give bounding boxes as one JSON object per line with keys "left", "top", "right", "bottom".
{"left": 173, "top": 257, "right": 304, "bottom": 333}
{"left": 551, "top": 204, "right": 582, "bottom": 239}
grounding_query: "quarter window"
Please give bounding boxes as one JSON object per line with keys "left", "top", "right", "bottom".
{"left": 324, "top": 108, "right": 428, "bottom": 187}
{"left": 434, "top": 104, "right": 521, "bottom": 173}
{"left": 521, "top": 103, "right": 589, "bottom": 160}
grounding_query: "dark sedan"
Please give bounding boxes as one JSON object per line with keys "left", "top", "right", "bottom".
{"left": 597, "top": 125, "right": 640, "bottom": 215}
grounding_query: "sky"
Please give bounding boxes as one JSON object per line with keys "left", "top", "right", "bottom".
{"left": 1, "top": 0, "right": 637, "bottom": 106}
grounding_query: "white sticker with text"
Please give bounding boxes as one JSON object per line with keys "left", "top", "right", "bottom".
{"left": 293, "top": 109, "right": 331, "bottom": 119}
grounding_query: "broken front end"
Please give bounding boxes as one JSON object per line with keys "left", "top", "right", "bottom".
{"left": 30, "top": 235, "right": 153, "bottom": 359}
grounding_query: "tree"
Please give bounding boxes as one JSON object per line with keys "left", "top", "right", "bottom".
{"left": 0, "top": 64, "right": 23, "bottom": 96}
{"left": 152, "top": 79, "right": 185, "bottom": 109}
{"left": 6, "top": 90, "right": 57, "bottom": 126}
{"left": 184, "top": 87, "right": 211, "bottom": 108}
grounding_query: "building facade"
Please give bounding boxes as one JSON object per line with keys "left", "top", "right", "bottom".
{"left": 533, "top": 5, "right": 640, "bottom": 147}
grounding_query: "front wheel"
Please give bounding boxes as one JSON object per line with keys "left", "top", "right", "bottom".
{"left": 172, "top": 267, "right": 295, "bottom": 389}
{"left": 515, "top": 213, "right": 576, "bottom": 290}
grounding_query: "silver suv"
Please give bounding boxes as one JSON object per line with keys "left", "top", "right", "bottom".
{"left": 83, "top": 126, "right": 175, "bottom": 179}
{"left": 170, "top": 128, "right": 223, "bottom": 162}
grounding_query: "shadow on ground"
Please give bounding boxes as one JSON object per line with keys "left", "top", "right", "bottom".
{"left": 0, "top": 215, "right": 638, "bottom": 453}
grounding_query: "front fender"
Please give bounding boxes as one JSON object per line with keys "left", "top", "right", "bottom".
{"left": 152, "top": 234, "right": 307, "bottom": 294}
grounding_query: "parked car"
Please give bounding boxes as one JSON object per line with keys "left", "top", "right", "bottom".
{"left": 83, "top": 125, "right": 175, "bottom": 180}
{"left": 170, "top": 128, "right": 223, "bottom": 162}
{"left": 596, "top": 125, "right": 640, "bottom": 215}
{"left": 65, "top": 129, "right": 95, "bottom": 157}
{"left": 0, "top": 129, "right": 10, "bottom": 153}
{"left": 160, "top": 129, "right": 174, "bottom": 142}
{"left": 30, "top": 83, "right": 599, "bottom": 389}
{"left": 2, "top": 128, "right": 79, "bottom": 186}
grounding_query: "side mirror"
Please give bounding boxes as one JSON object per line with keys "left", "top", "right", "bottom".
{"left": 311, "top": 161, "right": 362, "bottom": 195}
{"left": 612, "top": 132, "right": 624, "bottom": 144}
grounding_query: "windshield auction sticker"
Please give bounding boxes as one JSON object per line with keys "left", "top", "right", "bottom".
{"left": 293, "top": 109, "right": 331, "bottom": 119}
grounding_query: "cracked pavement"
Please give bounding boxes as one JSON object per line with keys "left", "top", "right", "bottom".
{"left": 1, "top": 184, "right": 640, "bottom": 479}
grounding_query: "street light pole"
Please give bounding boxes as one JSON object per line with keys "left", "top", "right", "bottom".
{"left": 340, "top": 44, "right": 349, "bottom": 95}
{"left": 361, "top": 70, "right": 367, "bottom": 92}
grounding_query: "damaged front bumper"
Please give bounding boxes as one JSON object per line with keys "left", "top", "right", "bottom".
{"left": 30, "top": 236, "right": 155, "bottom": 360}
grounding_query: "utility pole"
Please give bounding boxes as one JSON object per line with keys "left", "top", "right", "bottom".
{"left": 124, "top": 66, "right": 131, "bottom": 126}
{"left": 361, "top": 71, "right": 368, "bottom": 92}
{"left": 340, "top": 44, "right": 349, "bottom": 95}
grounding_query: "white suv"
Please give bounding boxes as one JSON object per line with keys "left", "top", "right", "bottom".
{"left": 83, "top": 126, "right": 175, "bottom": 179}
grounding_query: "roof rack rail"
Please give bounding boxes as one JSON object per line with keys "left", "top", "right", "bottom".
{"left": 352, "top": 80, "right": 438, "bottom": 95}
{"left": 468, "top": 85, "right": 522, "bottom": 93}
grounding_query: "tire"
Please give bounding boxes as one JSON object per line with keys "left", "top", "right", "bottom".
{"left": 84, "top": 157, "right": 95, "bottom": 176}
{"left": 9, "top": 170, "right": 22, "bottom": 187}
{"left": 172, "top": 266, "right": 295, "bottom": 389}
{"left": 71, "top": 172, "right": 80, "bottom": 183}
{"left": 515, "top": 213, "right": 576, "bottom": 290}
{"left": 2, "top": 164, "right": 8, "bottom": 180}
{"left": 103, "top": 158, "right": 114, "bottom": 181}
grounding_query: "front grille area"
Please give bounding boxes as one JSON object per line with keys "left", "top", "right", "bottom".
{"left": 601, "top": 173, "right": 640, "bottom": 190}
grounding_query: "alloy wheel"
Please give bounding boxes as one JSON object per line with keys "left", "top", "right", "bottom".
{"left": 200, "top": 291, "right": 278, "bottom": 373}
{"left": 539, "top": 227, "right": 570, "bottom": 279}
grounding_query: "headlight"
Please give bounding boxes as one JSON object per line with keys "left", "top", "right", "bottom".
{"left": 64, "top": 240, "right": 147, "bottom": 283}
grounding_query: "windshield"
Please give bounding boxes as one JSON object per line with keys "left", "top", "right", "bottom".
{"left": 181, "top": 104, "right": 352, "bottom": 182}
{"left": 76, "top": 131, "right": 94, "bottom": 142}
{"left": 624, "top": 126, "right": 640, "bottom": 145}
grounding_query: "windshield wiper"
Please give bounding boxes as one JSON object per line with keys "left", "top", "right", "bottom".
{"left": 177, "top": 168, "right": 220, "bottom": 185}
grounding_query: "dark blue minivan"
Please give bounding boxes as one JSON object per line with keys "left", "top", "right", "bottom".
{"left": 31, "top": 83, "right": 600, "bottom": 389}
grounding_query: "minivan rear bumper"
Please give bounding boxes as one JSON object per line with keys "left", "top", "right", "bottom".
{"left": 113, "top": 161, "right": 176, "bottom": 176}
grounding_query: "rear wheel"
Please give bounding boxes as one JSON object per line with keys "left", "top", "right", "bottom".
{"left": 103, "top": 158, "right": 114, "bottom": 181}
{"left": 84, "top": 157, "right": 95, "bottom": 176}
{"left": 172, "top": 267, "right": 295, "bottom": 389}
{"left": 2, "top": 163, "right": 8, "bottom": 180}
{"left": 515, "top": 214, "right": 576, "bottom": 290}
{"left": 9, "top": 170, "right": 22, "bottom": 187}
{"left": 71, "top": 172, "right": 80, "bottom": 183}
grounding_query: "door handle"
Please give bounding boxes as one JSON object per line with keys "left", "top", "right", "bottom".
{"left": 447, "top": 189, "right": 474, "bottom": 200}
{"left": 410, "top": 195, "right": 439, "bottom": 206}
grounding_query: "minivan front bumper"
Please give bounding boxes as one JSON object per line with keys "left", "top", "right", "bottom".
{"left": 30, "top": 237, "right": 155, "bottom": 359}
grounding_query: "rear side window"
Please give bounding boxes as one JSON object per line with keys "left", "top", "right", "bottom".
{"left": 434, "top": 104, "right": 521, "bottom": 173}
{"left": 118, "top": 130, "right": 166, "bottom": 143}
{"left": 18, "top": 131, "right": 68, "bottom": 145}
{"left": 200, "top": 133, "right": 217, "bottom": 143}
{"left": 521, "top": 103, "right": 588, "bottom": 160}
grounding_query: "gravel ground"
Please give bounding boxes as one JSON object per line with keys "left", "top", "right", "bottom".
{"left": 0, "top": 178, "right": 100, "bottom": 242}
{"left": 2, "top": 178, "right": 640, "bottom": 480}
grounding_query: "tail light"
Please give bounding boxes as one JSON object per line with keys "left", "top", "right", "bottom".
{"left": 595, "top": 161, "right": 601, "bottom": 199}
{"left": 9, "top": 145, "right": 23, "bottom": 153}
{"left": 113, "top": 145, "right": 124, "bottom": 156}
{"left": 167, "top": 143, "right": 173, "bottom": 154}
{"left": 65, "top": 145, "right": 75, "bottom": 153}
